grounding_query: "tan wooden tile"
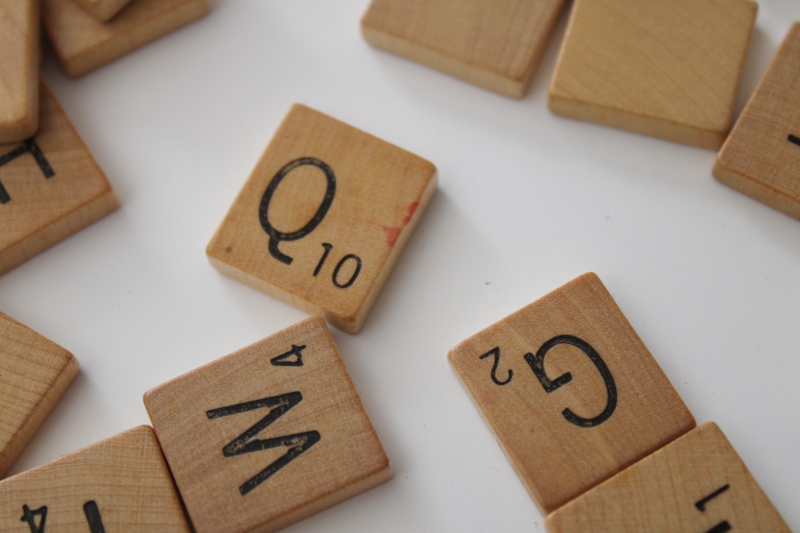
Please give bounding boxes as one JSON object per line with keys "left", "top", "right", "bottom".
{"left": 546, "top": 422, "right": 791, "bottom": 532}
{"left": 72, "top": 0, "right": 135, "bottom": 22}
{"left": 0, "top": 425, "right": 192, "bottom": 532}
{"left": 548, "top": 0, "right": 757, "bottom": 149}
{"left": 0, "top": 312, "right": 78, "bottom": 478}
{"left": 361, "top": 0, "right": 568, "bottom": 98}
{"left": 0, "top": 0, "right": 39, "bottom": 144}
{"left": 714, "top": 23, "right": 800, "bottom": 221}
{"left": 0, "top": 79, "right": 118, "bottom": 276}
{"left": 144, "top": 316, "right": 392, "bottom": 533}
{"left": 448, "top": 272, "right": 695, "bottom": 513}
{"left": 42, "top": 0, "right": 210, "bottom": 77}
{"left": 207, "top": 104, "right": 437, "bottom": 334}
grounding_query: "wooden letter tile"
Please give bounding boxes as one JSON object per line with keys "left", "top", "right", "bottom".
{"left": 42, "top": 0, "right": 210, "bottom": 77}
{"left": 0, "top": 79, "right": 118, "bottom": 276}
{"left": 0, "top": 0, "right": 39, "bottom": 144}
{"left": 448, "top": 273, "right": 695, "bottom": 513}
{"left": 206, "top": 104, "right": 437, "bottom": 334}
{"left": 546, "top": 422, "right": 791, "bottom": 532}
{"left": 361, "top": 0, "right": 568, "bottom": 98}
{"left": 0, "top": 426, "right": 192, "bottom": 532}
{"left": 0, "top": 312, "right": 78, "bottom": 478}
{"left": 71, "top": 0, "right": 135, "bottom": 22}
{"left": 144, "top": 316, "right": 392, "bottom": 533}
{"left": 548, "top": 0, "right": 757, "bottom": 149}
{"left": 714, "top": 23, "right": 800, "bottom": 221}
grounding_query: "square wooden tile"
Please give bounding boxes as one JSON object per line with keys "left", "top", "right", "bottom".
{"left": 72, "top": 0, "right": 135, "bottom": 21}
{"left": 144, "top": 316, "right": 392, "bottom": 533}
{"left": 448, "top": 272, "right": 695, "bottom": 513}
{"left": 546, "top": 422, "right": 791, "bottom": 532}
{"left": 207, "top": 104, "right": 437, "bottom": 334}
{"left": 0, "top": 78, "right": 118, "bottom": 277}
{"left": 0, "top": 0, "right": 39, "bottom": 143}
{"left": 714, "top": 23, "right": 800, "bottom": 221}
{"left": 42, "top": 0, "right": 210, "bottom": 77}
{"left": 361, "top": 0, "right": 568, "bottom": 98}
{"left": 0, "top": 312, "right": 78, "bottom": 478}
{"left": 548, "top": 0, "right": 757, "bottom": 149}
{"left": 0, "top": 425, "right": 192, "bottom": 532}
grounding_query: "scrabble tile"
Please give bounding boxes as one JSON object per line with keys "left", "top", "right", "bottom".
{"left": 548, "top": 0, "right": 757, "bottom": 149}
{"left": 361, "top": 0, "right": 568, "bottom": 98}
{"left": 0, "top": 426, "right": 192, "bottom": 532}
{"left": 714, "top": 23, "right": 800, "bottom": 221}
{"left": 207, "top": 104, "right": 437, "bottom": 334}
{"left": 448, "top": 272, "right": 695, "bottom": 513}
{"left": 144, "top": 316, "right": 392, "bottom": 533}
{"left": 72, "top": 0, "right": 135, "bottom": 22}
{"left": 0, "top": 0, "right": 39, "bottom": 144}
{"left": 0, "top": 79, "right": 118, "bottom": 276}
{"left": 0, "top": 312, "right": 78, "bottom": 478}
{"left": 546, "top": 422, "right": 791, "bottom": 532}
{"left": 42, "top": 0, "right": 210, "bottom": 77}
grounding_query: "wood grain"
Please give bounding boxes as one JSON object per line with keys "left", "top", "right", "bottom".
{"left": 448, "top": 272, "right": 695, "bottom": 513}
{"left": 548, "top": 0, "right": 757, "bottom": 149}
{"left": 71, "top": 0, "right": 135, "bottom": 22}
{"left": 546, "top": 422, "right": 791, "bottom": 532}
{"left": 361, "top": 0, "right": 568, "bottom": 98}
{"left": 42, "top": 0, "right": 210, "bottom": 77}
{"left": 207, "top": 104, "right": 437, "bottom": 334}
{"left": 0, "top": 79, "right": 118, "bottom": 276}
{"left": 0, "top": 312, "right": 78, "bottom": 479}
{"left": 0, "top": 0, "right": 39, "bottom": 144}
{"left": 144, "top": 316, "right": 392, "bottom": 533}
{"left": 0, "top": 425, "right": 192, "bottom": 532}
{"left": 714, "top": 22, "right": 800, "bottom": 221}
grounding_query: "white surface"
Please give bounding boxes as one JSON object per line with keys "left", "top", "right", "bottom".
{"left": 3, "top": 0, "right": 799, "bottom": 530}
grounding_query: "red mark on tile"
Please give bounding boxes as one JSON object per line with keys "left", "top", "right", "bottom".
{"left": 403, "top": 201, "right": 419, "bottom": 225}
{"left": 381, "top": 201, "right": 421, "bottom": 247}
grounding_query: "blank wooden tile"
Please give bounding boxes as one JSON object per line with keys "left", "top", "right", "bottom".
{"left": 0, "top": 312, "right": 78, "bottom": 478}
{"left": 546, "top": 422, "right": 791, "bottom": 532}
{"left": 0, "top": 0, "right": 39, "bottom": 144}
{"left": 714, "top": 23, "right": 800, "bottom": 221}
{"left": 0, "top": 426, "right": 192, "bottom": 532}
{"left": 548, "top": 0, "right": 757, "bottom": 149}
{"left": 207, "top": 104, "right": 437, "bottom": 334}
{"left": 42, "top": 0, "right": 210, "bottom": 77}
{"left": 72, "top": 0, "right": 135, "bottom": 22}
{"left": 448, "top": 273, "right": 695, "bottom": 513}
{"left": 144, "top": 317, "right": 392, "bottom": 533}
{"left": 0, "top": 79, "right": 118, "bottom": 276}
{"left": 361, "top": 0, "right": 568, "bottom": 98}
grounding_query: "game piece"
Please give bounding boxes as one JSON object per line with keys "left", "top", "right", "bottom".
{"left": 144, "top": 317, "right": 392, "bottom": 533}
{"left": 207, "top": 104, "right": 437, "bottom": 334}
{"left": 546, "top": 422, "right": 791, "bottom": 532}
{"left": 0, "top": 425, "right": 192, "bottom": 532}
{"left": 0, "top": 0, "right": 39, "bottom": 144}
{"left": 72, "top": 0, "right": 134, "bottom": 22}
{"left": 0, "top": 312, "right": 78, "bottom": 478}
{"left": 448, "top": 273, "right": 695, "bottom": 513}
{"left": 41, "top": 0, "right": 211, "bottom": 77}
{"left": 361, "top": 0, "right": 568, "bottom": 98}
{"left": 548, "top": 0, "right": 757, "bottom": 149}
{"left": 0, "top": 79, "right": 118, "bottom": 276}
{"left": 714, "top": 23, "right": 800, "bottom": 221}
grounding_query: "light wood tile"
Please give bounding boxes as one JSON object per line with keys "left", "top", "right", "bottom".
{"left": 72, "top": 0, "right": 135, "bottom": 22}
{"left": 548, "top": 0, "right": 757, "bottom": 149}
{"left": 0, "top": 426, "right": 192, "bottom": 532}
{"left": 0, "top": 0, "right": 39, "bottom": 144}
{"left": 207, "top": 104, "right": 437, "bottom": 334}
{"left": 42, "top": 0, "right": 210, "bottom": 77}
{"left": 714, "top": 22, "right": 800, "bottom": 221}
{"left": 0, "top": 79, "right": 118, "bottom": 276}
{"left": 448, "top": 273, "right": 695, "bottom": 513}
{"left": 0, "top": 312, "right": 78, "bottom": 478}
{"left": 546, "top": 422, "right": 791, "bottom": 532}
{"left": 144, "top": 317, "right": 392, "bottom": 533}
{"left": 361, "top": 0, "right": 568, "bottom": 98}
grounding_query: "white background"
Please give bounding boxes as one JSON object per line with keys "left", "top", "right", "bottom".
{"left": 4, "top": 0, "right": 799, "bottom": 531}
